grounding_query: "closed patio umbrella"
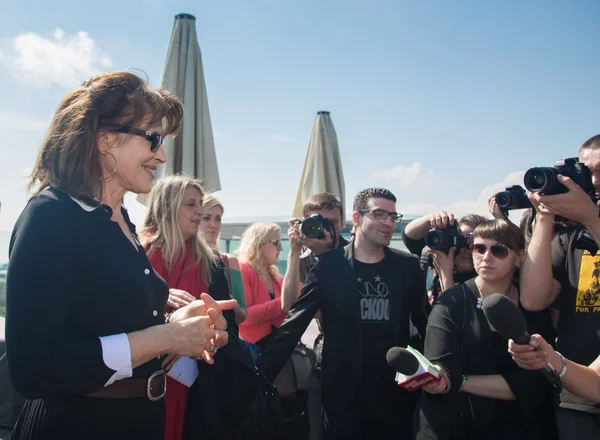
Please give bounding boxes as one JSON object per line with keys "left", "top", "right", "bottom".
{"left": 140, "top": 13, "right": 220, "bottom": 204}
{"left": 293, "top": 111, "right": 345, "bottom": 218}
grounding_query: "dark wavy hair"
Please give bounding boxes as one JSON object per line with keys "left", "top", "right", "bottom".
{"left": 29, "top": 71, "right": 184, "bottom": 206}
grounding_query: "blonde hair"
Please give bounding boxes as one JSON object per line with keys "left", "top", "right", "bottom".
{"left": 237, "top": 222, "right": 280, "bottom": 281}
{"left": 29, "top": 71, "right": 183, "bottom": 206}
{"left": 200, "top": 195, "right": 224, "bottom": 250}
{"left": 140, "top": 174, "right": 217, "bottom": 282}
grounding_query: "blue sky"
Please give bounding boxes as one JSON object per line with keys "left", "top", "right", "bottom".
{"left": 1, "top": 0, "right": 600, "bottom": 235}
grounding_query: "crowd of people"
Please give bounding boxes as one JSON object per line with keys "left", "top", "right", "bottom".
{"left": 3, "top": 70, "right": 600, "bottom": 440}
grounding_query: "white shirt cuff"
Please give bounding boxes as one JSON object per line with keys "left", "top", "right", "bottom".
{"left": 99, "top": 333, "right": 133, "bottom": 386}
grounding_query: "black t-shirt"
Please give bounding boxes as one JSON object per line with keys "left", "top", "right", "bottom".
{"left": 552, "top": 227, "right": 600, "bottom": 413}
{"left": 354, "top": 259, "right": 396, "bottom": 402}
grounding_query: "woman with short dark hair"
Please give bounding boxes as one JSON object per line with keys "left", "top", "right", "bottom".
{"left": 416, "top": 219, "right": 557, "bottom": 439}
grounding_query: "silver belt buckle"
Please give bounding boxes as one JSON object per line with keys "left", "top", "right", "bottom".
{"left": 147, "top": 369, "right": 167, "bottom": 401}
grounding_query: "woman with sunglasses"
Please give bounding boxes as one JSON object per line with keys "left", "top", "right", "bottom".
{"left": 416, "top": 219, "right": 557, "bottom": 440}
{"left": 236, "top": 222, "right": 287, "bottom": 349}
{"left": 5, "top": 72, "right": 234, "bottom": 439}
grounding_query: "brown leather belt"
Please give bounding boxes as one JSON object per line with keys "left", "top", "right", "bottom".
{"left": 86, "top": 370, "right": 166, "bottom": 401}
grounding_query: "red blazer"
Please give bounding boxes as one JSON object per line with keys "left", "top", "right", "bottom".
{"left": 238, "top": 261, "right": 286, "bottom": 343}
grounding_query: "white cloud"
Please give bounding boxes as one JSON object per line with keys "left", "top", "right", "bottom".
{"left": 270, "top": 134, "right": 297, "bottom": 143}
{"left": 370, "top": 162, "right": 435, "bottom": 189}
{"left": 0, "top": 108, "right": 48, "bottom": 132}
{"left": 398, "top": 170, "right": 527, "bottom": 222}
{"left": 4, "top": 28, "right": 112, "bottom": 88}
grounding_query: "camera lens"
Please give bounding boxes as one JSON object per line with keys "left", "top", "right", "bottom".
{"left": 495, "top": 192, "right": 512, "bottom": 209}
{"left": 424, "top": 230, "right": 443, "bottom": 248}
{"left": 301, "top": 217, "right": 323, "bottom": 239}
{"left": 524, "top": 167, "right": 557, "bottom": 194}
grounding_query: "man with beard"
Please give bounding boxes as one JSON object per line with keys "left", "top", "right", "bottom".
{"left": 258, "top": 188, "right": 427, "bottom": 439}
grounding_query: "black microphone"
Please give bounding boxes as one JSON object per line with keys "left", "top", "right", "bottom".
{"left": 386, "top": 347, "right": 420, "bottom": 376}
{"left": 482, "top": 293, "right": 563, "bottom": 392}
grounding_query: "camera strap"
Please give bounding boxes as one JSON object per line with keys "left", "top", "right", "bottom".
{"left": 330, "top": 223, "right": 338, "bottom": 250}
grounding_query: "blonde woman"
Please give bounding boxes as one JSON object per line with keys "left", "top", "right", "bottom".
{"left": 199, "top": 195, "right": 247, "bottom": 324}
{"left": 237, "top": 222, "right": 286, "bottom": 349}
{"left": 140, "top": 175, "right": 236, "bottom": 440}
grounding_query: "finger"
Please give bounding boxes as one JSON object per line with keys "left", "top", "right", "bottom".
{"left": 448, "top": 247, "right": 456, "bottom": 258}
{"left": 557, "top": 174, "right": 576, "bottom": 188}
{"left": 209, "top": 311, "right": 228, "bottom": 331}
{"left": 508, "top": 339, "right": 535, "bottom": 352}
{"left": 509, "top": 349, "right": 547, "bottom": 361}
{"left": 162, "top": 354, "right": 180, "bottom": 371}
{"left": 202, "top": 351, "right": 215, "bottom": 365}
{"left": 448, "top": 212, "right": 455, "bottom": 225}
{"left": 288, "top": 218, "right": 302, "bottom": 228}
{"left": 172, "top": 295, "right": 193, "bottom": 308}
{"left": 200, "top": 293, "right": 237, "bottom": 313}
{"left": 177, "top": 291, "right": 197, "bottom": 303}
{"left": 166, "top": 299, "right": 178, "bottom": 309}
{"left": 213, "top": 330, "right": 229, "bottom": 348}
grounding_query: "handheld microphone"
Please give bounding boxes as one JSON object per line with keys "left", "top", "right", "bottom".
{"left": 482, "top": 293, "right": 563, "bottom": 392}
{"left": 386, "top": 347, "right": 420, "bottom": 375}
{"left": 386, "top": 346, "right": 442, "bottom": 391}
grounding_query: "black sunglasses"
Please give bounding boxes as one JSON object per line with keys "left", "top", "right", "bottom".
{"left": 471, "top": 243, "right": 511, "bottom": 260}
{"left": 117, "top": 127, "right": 165, "bottom": 153}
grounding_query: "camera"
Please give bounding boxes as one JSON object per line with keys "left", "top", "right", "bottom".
{"left": 424, "top": 223, "right": 470, "bottom": 255}
{"left": 495, "top": 185, "right": 532, "bottom": 211}
{"left": 524, "top": 157, "right": 595, "bottom": 198}
{"left": 298, "top": 214, "right": 332, "bottom": 239}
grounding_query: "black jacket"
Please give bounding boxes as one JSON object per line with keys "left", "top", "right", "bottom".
{"left": 257, "top": 240, "right": 427, "bottom": 411}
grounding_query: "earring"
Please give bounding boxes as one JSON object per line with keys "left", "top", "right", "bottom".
{"left": 102, "top": 151, "right": 118, "bottom": 181}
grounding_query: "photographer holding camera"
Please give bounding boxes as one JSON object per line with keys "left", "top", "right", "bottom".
{"left": 519, "top": 135, "right": 600, "bottom": 440}
{"left": 281, "top": 192, "right": 348, "bottom": 440}
{"left": 402, "top": 212, "right": 486, "bottom": 306}
{"left": 259, "top": 188, "right": 427, "bottom": 439}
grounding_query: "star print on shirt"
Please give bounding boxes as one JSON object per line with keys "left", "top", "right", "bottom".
{"left": 374, "top": 275, "right": 381, "bottom": 282}
{"left": 357, "top": 277, "right": 363, "bottom": 283}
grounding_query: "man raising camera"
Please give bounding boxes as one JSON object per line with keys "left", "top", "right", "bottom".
{"left": 258, "top": 188, "right": 427, "bottom": 439}
{"left": 402, "top": 211, "right": 486, "bottom": 306}
{"left": 281, "top": 192, "right": 348, "bottom": 440}
{"left": 519, "top": 135, "right": 600, "bottom": 439}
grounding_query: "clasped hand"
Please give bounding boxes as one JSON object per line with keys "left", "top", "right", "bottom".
{"left": 165, "top": 293, "right": 237, "bottom": 366}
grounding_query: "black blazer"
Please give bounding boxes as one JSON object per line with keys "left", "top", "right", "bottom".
{"left": 257, "top": 240, "right": 427, "bottom": 411}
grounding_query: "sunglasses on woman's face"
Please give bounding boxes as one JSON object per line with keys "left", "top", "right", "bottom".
{"left": 471, "top": 243, "right": 511, "bottom": 260}
{"left": 117, "top": 126, "right": 165, "bottom": 153}
{"left": 269, "top": 240, "right": 282, "bottom": 248}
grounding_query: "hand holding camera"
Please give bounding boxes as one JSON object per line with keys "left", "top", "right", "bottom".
{"left": 493, "top": 186, "right": 532, "bottom": 214}
{"left": 428, "top": 211, "right": 455, "bottom": 230}
{"left": 287, "top": 218, "right": 304, "bottom": 255}
{"left": 424, "top": 220, "right": 470, "bottom": 256}
{"left": 294, "top": 213, "right": 336, "bottom": 256}
{"left": 524, "top": 157, "right": 599, "bottom": 226}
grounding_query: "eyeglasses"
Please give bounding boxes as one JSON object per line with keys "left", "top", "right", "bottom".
{"left": 359, "top": 209, "right": 403, "bottom": 223}
{"left": 269, "top": 240, "right": 282, "bottom": 248}
{"left": 117, "top": 127, "right": 165, "bottom": 153}
{"left": 471, "top": 243, "right": 511, "bottom": 260}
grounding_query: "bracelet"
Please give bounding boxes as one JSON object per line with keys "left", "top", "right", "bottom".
{"left": 164, "top": 312, "right": 173, "bottom": 324}
{"left": 555, "top": 351, "right": 568, "bottom": 378}
{"left": 461, "top": 374, "right": 468, "bottom": 389}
